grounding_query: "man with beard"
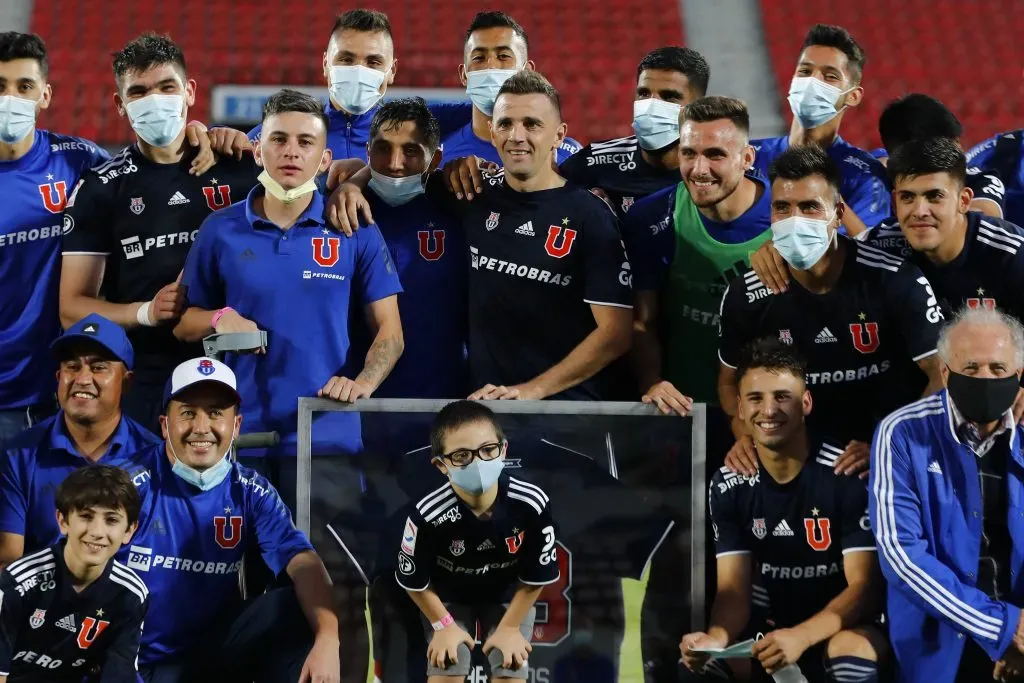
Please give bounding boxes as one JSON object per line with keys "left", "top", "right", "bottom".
{"left": 0, "top": 314, "right": 158, "bottom": 568}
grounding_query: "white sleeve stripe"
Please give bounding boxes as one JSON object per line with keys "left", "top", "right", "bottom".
{"left": 912, "top": 348, "right": 939, "bottom": 362}
{"left": 873, "top": 403, "right": 1003, "bottom": 640}
{"left": 583, "top": 299, "right": 633, "bottom": 310}
{"left": 9, "top": 562, "right": 56, "bottom": 583}
{"left": 422, "top": 499, "right": 457, "bottom": 522}
{"left": 109, "top": 574, "right": 147, "bottom": 605}
{"left": 507, "top": 492, "right": 543, "bottom": 515}
{"left": 714, "top": 550, "right": 752, "bottom": 557}
{"left": 61, "top": 252, "right": 111, "bottom": 256}
{"left": 415, "top": 483, "right": 453, "bottom": 511}
{"left": 111, "top": 564, "right": 149, "bottom": 597}
{"left": 7, "top": 548, "right": 53, "bottom": 574}
{"left": 394, "top": 575, "right": 429, "bottom": 592}
{"left": 854, "top": 255, "right": 899, "bottom": 272}
{"left": 842, "top": 547, "right": 878, "bottom": 554}
{"left": 326, "top": 524, "right": 370, "bottom": 586}
{"left": 976, "top": 235, "right": 1018, "bottom": 255}
{"left": 979, "top": 221, "right": 1024, "bottom": 245}
{"left": 508, "top": 477, "right": 549, "bottom": 502}
{"left": 856, "top": 243, "right": 904, "bottom": 265}
{"left": 718, "top": 350, "right": 736, "bottom": 369}
{"left": 508, "top": 479, "right": 549, "bottom": 504}
{"left": 519, "top": 574, "right": 560, "bottom": 586}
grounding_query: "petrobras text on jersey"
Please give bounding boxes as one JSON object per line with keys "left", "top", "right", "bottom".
{"left": 680, "top": 304, "right": 719, "bottom": 328}
{"left": 805, "top": 361, "right": 891, "bottom": 385}
{"left": 470, "top": 246, "right": 573, "bottom": 286}
{"left": 0, "top": 223, "right": 64, "bottom": 248}
{"left": 436, "top": 556, "right": 518, "bottom": 575}
{"left": 759, "top": 560, "right": 842, "bottom": 580}
{"left": 126, "top": 545, "right": 242, "bottom": 575}
{"left": 12, "top": 650, "right": 87, "bottom": 671}
{"left": 586, "top": 152, "right": 637, "bottom": 172}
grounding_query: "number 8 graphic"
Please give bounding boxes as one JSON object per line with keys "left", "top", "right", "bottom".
{"left": 532, "top": 537, "right": 572, "bottom": 646}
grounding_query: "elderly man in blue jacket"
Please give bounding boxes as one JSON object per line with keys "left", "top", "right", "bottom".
{"left": 871, "top": 305, "right": 1024, "bottom": 682}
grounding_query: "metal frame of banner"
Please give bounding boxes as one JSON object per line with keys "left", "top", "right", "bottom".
{"left": 296, "top": 397, "right": 707, "bottom": 627}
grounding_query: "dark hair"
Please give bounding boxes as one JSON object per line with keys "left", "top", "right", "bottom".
{"left": 112, "top": 33, "right": 187, "bottom": 86}
{"left": 370, "top": 97, "right": 441, "bottom": 152}
{"left": 680, "top": 96, "right": 749, "bottom": 135}
{"left": 464, "top": 11, "right": 529, "bottom": 50}
{"left": 886, "top": 136, "right": 967, "bottom": 188}
{"left": 636, "top": 46, "right": 710, "bottom": 97}
{"left": 0, "top": 32, "right": 48, "bottom": 79}
{"left": 56, "top": 466, "right": 141, "bottom": 527}
{"left": 261, "top": 88, "right": 329, "bottom": 131}
{"left": 430, "top": 401, "right": 506, "bottom": 457}
{"left": 802, "top": 24, "right": 866, "bottom": 84}
{"left": 331, "top": 9, "right": 393, "bottom": 39}
{"left": 768, "top": 144, "right": 842, "bottom": 202}
{"left": 878, "top": 94, "right": 963, "bottom": 154}
{"left": 495, "top": 70, "right": 560, "bottom": 118}
{"left": 734, "top": 337, "right": 808, "bottom": 388}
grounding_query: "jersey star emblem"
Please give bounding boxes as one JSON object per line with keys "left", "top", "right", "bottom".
{"left": 321, "top": 228, "right": 330, "bottom": 235}
{"left": 96, "top": 609, "right": 104, "bottom": 617}
{"left": 512, "top": 527, "right": 520, "bottom": 535}
{"left": 811, "top": 507, "right": 820, "bottom": 516}
{"left": 210, "top": 178, "right": 218, "bottom": 185}
{"left": 427, "top": 222, "right": 434, "bottom": 228}
{"left": 978, "top": 288, "right": 986, "bottom": 296}
{"left": 45, "top": 173, "right": 54, "bottom": 181}
{"left": 561, "top": 217, "right": 569, "bottom": 226}
{"left": 224, "top": 507, "right": 232, "bottom": 514}
{"left": 857, "top": 312, "right": 866, "bottom": 321}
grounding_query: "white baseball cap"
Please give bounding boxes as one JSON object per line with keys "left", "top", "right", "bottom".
{"left": 162, "top": 357, "right": 242, "bottom": 409}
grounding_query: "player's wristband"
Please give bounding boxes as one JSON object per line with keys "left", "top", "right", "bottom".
{"left": 136, "top": 301, "right": 156, "bottom": 327}
{"left": 210, "top": 306, "right": 234, "bottom": 330}
{"left": 431, "top": 613, "right": 454, "bottom": 632}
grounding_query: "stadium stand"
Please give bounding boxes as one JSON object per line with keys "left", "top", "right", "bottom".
{"left": 30, "top": 0, "right": 686, "bottom": 145}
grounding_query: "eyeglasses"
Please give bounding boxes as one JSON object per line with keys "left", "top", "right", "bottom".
{"left": 439, "top": 441, "right": 505, "bottom": 468}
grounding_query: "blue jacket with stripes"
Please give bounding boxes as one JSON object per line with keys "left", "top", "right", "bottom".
{"left": 870, "top": 391, "right": 1024, "bottom": 682}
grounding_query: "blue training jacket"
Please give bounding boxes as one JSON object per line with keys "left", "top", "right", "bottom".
{"left": 870, "top": 391, "right": 1024, "bottom": 682}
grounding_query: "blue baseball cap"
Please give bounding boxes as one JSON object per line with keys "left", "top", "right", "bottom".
{"left": 51, "top": 314, "right": 134, "bottom": 369}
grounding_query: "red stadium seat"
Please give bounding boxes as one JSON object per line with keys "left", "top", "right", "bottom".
{"left": 31, "top": 0, "right": 686, "bottom": 146}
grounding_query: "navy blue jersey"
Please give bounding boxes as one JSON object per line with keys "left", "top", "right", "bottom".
{"left": 751, "top": 135, "right": 890, "bottom": 230}
{"left": 719, "top": 238, "right": 943, "bottom": 444}
{"left": 248, "top": 101, "right": 472, "bottom": 163}
{"left": 0, "top": 413, "right": 158, "bottom": 553}
{"left": 559, "top": 135, "right": 679, "bottom": 220}
{"left": 863, "top": 212, "right": 1024, "bottom": 322}
{"left": 347, "top": 191, "right": 468, "bottom": 398}
{"left": 439, "top": 123, "right": 580, "bottom": 168}
{"left": 181, "top": 188, "right": 403, "bottom": 455}
{"left": 0, "top": 130, "right": 107, "bottom": 409}
{"left": 965, "top": 165, "right": 1008, "bottom": 217}
{"left": 624, "top": 175, "right": 772, "bottom": 292}
{"left": 709, "top": 446, "right": 876, "bottom": 628}
{"left": 0, "top": 543, "right": 148, "bottom": 683}
{"left": 967, "top": 130, "right": 1024, "bottom": 225}
{"left": 110, "top": 443, "right": 313, "bottom": 665}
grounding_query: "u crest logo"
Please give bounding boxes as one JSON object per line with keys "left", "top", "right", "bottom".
{"left": 202, "top": 185, "right": 232, "bottom": 210}
{"left": 77, "top": 617, "right": 110, "bottom": 649}
{"left": 803, "top": 517, "right": 832, "bottom": 551}
{"left": 214, "top": 515, "right": 244, "bottom": 549}
{"left": 544, "top": 226, "right": 577, "bottom": 258}
{"left": 312, "top": 237, "right": 341, "bottom": 267}
{"left": 39, "top": 181, "right": 68, "bottom": 213}
{"left": 417, "top": 230, "right": 446, "bottom": 261}
{"left": 848, "top": 322, "right": 880, "bottom": 354}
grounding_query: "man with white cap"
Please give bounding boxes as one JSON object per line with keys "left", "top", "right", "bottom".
{"left": 111, "top": 357, "right": 340, "bottom": 683}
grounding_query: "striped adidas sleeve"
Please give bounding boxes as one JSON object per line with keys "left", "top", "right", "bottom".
{"left": 709, "top": 468, "right": 751, "bottom": 558}
{"left": 512, "top": 478, "right": 559, "bottom": 586}
{"left": 869, "top": 408, "right": 1020, "bottom": 659}
{"left": 887, "top": 261, "right": 942, "bottom": 363}
{"left": 0, "top": 569, "right": 23, "bottom": 675}
{"left": 395, "top": 492, "right": 439, "bottom": 593}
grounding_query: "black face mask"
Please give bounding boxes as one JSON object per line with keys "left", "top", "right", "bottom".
{"left": 946, "top": 368, "right": 1020, "bottom": 423}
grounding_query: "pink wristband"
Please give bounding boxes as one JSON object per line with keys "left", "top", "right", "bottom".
{"left": 210, "top": 307, "right": 234, "bottom": 329}
{"left": 431, "top": 613, "right": 454, "bottom": 632}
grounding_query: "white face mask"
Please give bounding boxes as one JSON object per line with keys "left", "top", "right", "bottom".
{"left": 465, "top": 69, "right": 517, "bottom": 116}
{"left": 125, "top": 93, "right": 186, "bottom": 147}
{"left": 168, "top": 437, "right": 234, "bottom": 491}
{"left": 771, "top": 213, "right": 836, "bottom": 270}
{"left": 329, "top": 65, "right": 387, "bottom": 115}
{"left": 368, "top": 169, "right": 427, "bottom": 206}
{"left": 0, "top": 95, "right": 37, "bottom": 144}
{"left": 787, "top": 77, "right": 853, "bottom": 130}
{"left": 632, "top": 98, "right": 682, "bottom": 151}
{"left": 258, "top": 170, "right": 319, "bottom": 204}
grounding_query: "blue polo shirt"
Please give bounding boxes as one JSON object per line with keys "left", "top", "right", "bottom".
{"left": 181, "top": 186, "right": 403, "bottom": 456}
{"left": 346, "top": 190, "right": 468, "bottom": 398}
{"left": 439, "top": 124, "right": 581, "bottom": 168}
{"left": 0, "top": 411, "right": 159, "bottom": 551}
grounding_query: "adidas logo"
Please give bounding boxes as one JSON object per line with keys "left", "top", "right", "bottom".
{"left": 772, "top": 520, "right": 795, "bottom": 537}
{"left": 167, "top": 191, "right": 190, "bottom": 206}
{"left": 815, "top": 327, "right": 838, "bottom": 344}
{"left": 514, "top": 221, "right": 535, "bottom": 236}
{"left": 55, "top": 614, "right": 76, "bottom": 633}
{"left": 240, "top": 248, "right": 256, "bottom": 261}
{"left": 927, "top": 461, "right": 943, "bottom": 475}
{"left": 477, "top": 539, "right": 495, "bottom": 551}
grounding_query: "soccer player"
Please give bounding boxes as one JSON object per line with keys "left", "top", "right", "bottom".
{"left": 395, "top": 400, "right": 558, "bottom": 682}
{"left": 625, "top": 96, "right": 771, "bottom": 416}
{"left": 681, "top": 338, "right": 887, "bottom": 683}
{"left": 439, "top": 11, "right": 579, "bottom": 168}
{"left": 719, "top": 145, "right": 944, "bottom": 475}
{"left": 751, "top": 24, "right": 888, "bottom": 237}
{"left": 110, "top": 357, "right": 339, "bottom": 682}
{"left": 966, "top": 125, "right": 1024, "bottom": 227}
{"left": 176, "top": 87, "right": 403, "bottom": 455}
{"left": 0, "top": 32, "right": 109, "bottom": 447}
{"left": 0, "top": 315, "right": 158, "bottom": 568}
{"left": 0, "top": 465, "right": 147, "bottom": 683}
{"left": 560, "top": 46, "right": 710, "bottom": 219}
{"left": 59, "top": 33, "right": 259, "bottom": 432}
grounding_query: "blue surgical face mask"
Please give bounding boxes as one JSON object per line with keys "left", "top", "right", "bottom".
{"left": 329, "top": 65, "right": 387, "bottom": 115}
{"left": 787, "top": 77, "right": 852, "bottom": 130}
{"left": 771, "top": 214, "right": 836, "bottom": 270}
{"left": 169, "top": 438, "right": 234, "bottom": 491}
{"left": 0, "top": 95, "right": 37, "bottom": 144}
{"left": 466, "top": 69, "right": 517, "bottom": 116}
{"left": 368, "top": 169, "right": 427, "bottom": 206}
{"left": 125, "top": 93, "right": 186, "bottom": 148}
{"left": 448, "top": 456, "right": 504, "bottom": 495}
{"left": 632, "top": 98, "right": 682, "bottom": 151}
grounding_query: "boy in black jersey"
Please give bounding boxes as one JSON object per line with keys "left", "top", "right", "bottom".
{"left": 396, "top": 401, "right": 558, "bottom": 681}
{"left": 682, "top": 339, "right": 887, "bottom": 683}
{"left": 0, "top": 465, "right": 146, "bottom": 683}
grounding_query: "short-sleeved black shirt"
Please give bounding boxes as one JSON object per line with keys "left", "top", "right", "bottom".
{"left": 966, "top": 166, "right": 1008, "bottom": 217}
{"left": 395, "top": 474, "right": 560, "bottom": 604}
{"left": 427, "top": 171, "right": 633, "bottom": 400}
{"left": 0, "top": 542, "right": 148, "bottom": 682}
{"left": 719, "top": 238, "right": 943, "bottom": 444}
{"left": 62, "top": 146, "right": 259, "bottom": 384}
{"left": 709, "top": 446, "right": 876, "bottom": 628}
